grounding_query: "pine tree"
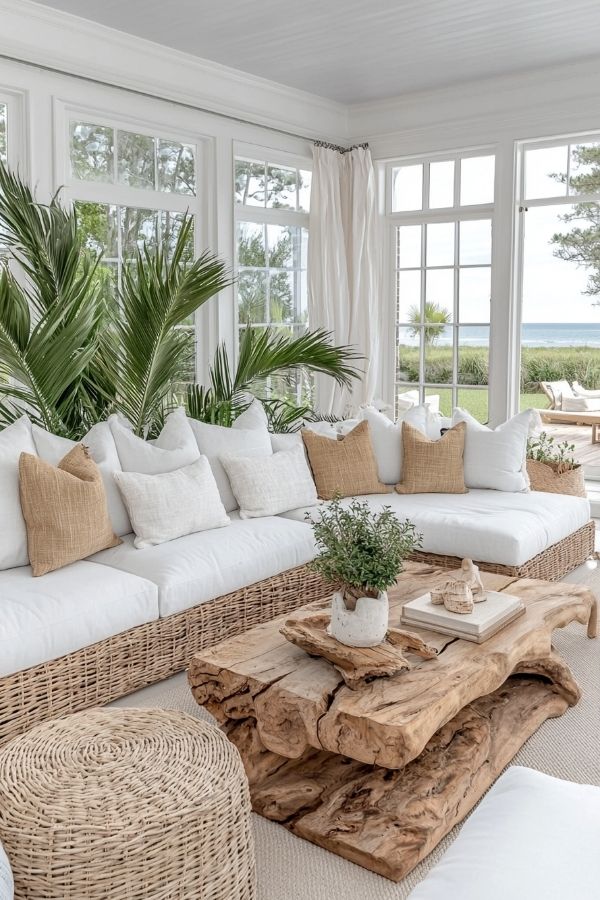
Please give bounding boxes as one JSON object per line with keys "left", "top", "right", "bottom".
{"left": 551, "top": 144, "right": 600, "bottom": 300}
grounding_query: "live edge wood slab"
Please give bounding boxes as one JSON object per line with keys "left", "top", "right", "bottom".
{"left": 188, "top": 562, "right": 597, "bottom": 882}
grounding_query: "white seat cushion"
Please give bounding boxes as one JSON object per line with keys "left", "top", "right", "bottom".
{"left": 408, "top": 766, "right": 600, "bottom": 900}
{"left": 0, "top": 562, "right": 158, "bottom": 677}
{"left": 282, "top": 489, "right": 590, "bottom": 567}
{"left": 90, "top": 514, "right": 317, "bottom": 618}
{"left": 0, "top": 839, "right": 12, "bottom": 900}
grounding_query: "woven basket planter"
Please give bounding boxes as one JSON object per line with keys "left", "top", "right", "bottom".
{"left": 527, "top": 459, "right": 587, "bottom": 497}
{"left": 0, "top": 708, "right": 256, "bottom": 900}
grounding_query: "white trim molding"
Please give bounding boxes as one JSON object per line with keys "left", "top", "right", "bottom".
{"left": 0, "top": 0, "right": 348, "bottom": 144}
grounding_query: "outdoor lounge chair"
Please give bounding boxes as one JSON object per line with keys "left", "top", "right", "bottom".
{"left": 537, "top": 380, "right": 600, "bottom": 425}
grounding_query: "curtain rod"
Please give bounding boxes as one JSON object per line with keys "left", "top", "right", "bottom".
{"left": 0, "top": 51, "right": 336, "bottom": 146}
{"left": 314, "top": 140, "right": 369, "bottom": 153}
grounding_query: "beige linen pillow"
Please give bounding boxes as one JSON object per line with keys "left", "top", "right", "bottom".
{"left": 19, "top": 444, "right": 121, "bottom": 576}
{"left": 396, "top": 421, "right": 468, "bottom": 494}
{"left": 302, "top": 420, "right": 392, "bottom": 500}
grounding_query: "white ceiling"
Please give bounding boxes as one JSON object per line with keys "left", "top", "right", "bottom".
{"left": 33, "top": 0, "right": 600, "bottom": 104}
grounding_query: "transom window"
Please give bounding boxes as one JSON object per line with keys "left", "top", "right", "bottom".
{"left": 234, "top": 154, "right": 311, "bottom": 402}
{"left": 388, "top": 152, "right": 495, "bottom": 422}
{"left": 67, "top": 117, "right": 199, "bottom": 381}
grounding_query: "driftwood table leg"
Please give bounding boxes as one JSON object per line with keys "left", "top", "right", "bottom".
{"left": 224, "top": 675, "right": 571, "bottom": 882}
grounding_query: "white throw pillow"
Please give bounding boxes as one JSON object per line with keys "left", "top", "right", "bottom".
{"left": 573, "top": 381, "right": 600, "bottom": 399}
{"left": 232, "top": 397, "right": 269, "bottom": 431}
{"left": 562, "top": 395, "right": 600, "bottom": 412}
{"left": 110, "top": 408, "right": 199, "bottom": 474}
{"left": 32, "top": 420, "right": 133, "bottom": 536}
{"left": 221, "top": 444, "right": 319, "bottom": 518}
{"left": 357, "top": 405, "right": 433, "bottom": 485}
{"left": 0, "top": 416, "right": 37, "bottom": 570}
{"left": 270, "top": 432, "right": 302, "bottom": 453}
{"left": 187, "top": 417, "right": 272, "bottom": 511}
{"left": 452, "top": 408, "right": 531, "bottom": 492}
{"left": 114, "top": 456, "right": 230, "bottom": 548}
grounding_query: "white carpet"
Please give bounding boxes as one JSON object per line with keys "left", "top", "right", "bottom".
{"left": 110, "top": 560, "right": 600, "bottom": 900}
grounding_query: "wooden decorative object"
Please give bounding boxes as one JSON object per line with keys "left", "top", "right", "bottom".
{"left": 280, "top": 611, "right": 437, "bottom": 689}
{"left": 430, "top": 558, "right": 487, "bottom": 614}
{"left": 430, "top": 579, "right": 474, "bottom": 614}
{"left": 189, "top": 561, "right": 597, "bottom": 882}
{"left": 452, "top": 558, "right": 486, "bottom": 599}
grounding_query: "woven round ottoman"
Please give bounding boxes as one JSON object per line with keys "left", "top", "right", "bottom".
{"left": 0, "top": 708, "right": 256, "bottom": 899}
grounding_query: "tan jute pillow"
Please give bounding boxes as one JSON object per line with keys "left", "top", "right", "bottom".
{"left": 396, "top": 421, "right": 468, "bottom": 494}
{"left": 302, "top": 420, "right": 392, "bottom": 500}
{"left": 19, "top": 444, "right": 121, "bottom": 577}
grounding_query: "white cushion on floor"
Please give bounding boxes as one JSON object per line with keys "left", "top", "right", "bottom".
{"left": 408, "top": 766, "right": 600, "bottom": 900}
{"left": 90, "top": 514, "right": 317, "bottom": 618}
{"left": 0, "top": 839, "right": 12, "bottom": 900}
{"left": 0, "top": 562, "right": 158, "bottom": 677}
{"left": 282, "top": 489, "right": 590, "bottom": 567}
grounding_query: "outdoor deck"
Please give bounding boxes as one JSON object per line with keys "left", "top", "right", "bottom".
{"left": 540, "top": 421, "right": 600, "bottom": 469}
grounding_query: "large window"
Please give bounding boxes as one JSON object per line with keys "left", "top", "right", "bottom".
{"left": 517, "top": 135, "right": 600, "bottom": 476}
{"left": 389, "top": 152, "right": 495, "bottom": 421}
{"left": 234, "top": 154, "right": 311, "bottom": 402}
{"left": 67, "top": 118, "right": 198, "bottom": 378}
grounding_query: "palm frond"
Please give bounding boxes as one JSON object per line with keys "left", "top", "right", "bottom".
{"left": 110, "top": 217, "right": 232, "bottom": 435}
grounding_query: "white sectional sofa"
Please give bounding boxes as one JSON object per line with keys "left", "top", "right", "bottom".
{"left": 0, "top": 403, "right": 594, "bottom": 746}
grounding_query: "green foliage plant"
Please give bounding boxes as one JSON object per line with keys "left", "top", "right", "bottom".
{"left": 307, "top": 498, "right": 422, "bottom": 604}
{"left": 527, "top": 431, "right": 578, "bottom": 473}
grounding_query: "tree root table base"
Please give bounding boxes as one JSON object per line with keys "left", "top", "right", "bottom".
{"left": 189, "top": 562, "right": 597, "bottom": 882}
{"left": 224, "top": 677, "right": 566, "bottom": 882}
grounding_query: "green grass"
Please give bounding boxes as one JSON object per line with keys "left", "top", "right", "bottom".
{"left": 398, "top": 344, "right": 600, "bottom": 391}
{"left": 401, "top": 388, "right": 547, "bottom": 424}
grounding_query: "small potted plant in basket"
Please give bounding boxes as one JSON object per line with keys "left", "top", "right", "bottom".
{"left": 526, "top": 432, "right": 586, "bottom": 497}
{"left": 306, "top": 498, "right": 422, "bottom": 648}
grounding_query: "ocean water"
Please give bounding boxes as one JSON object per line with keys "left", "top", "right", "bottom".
{"left": 399, "top": 323, "right": 600, "bottom": 347}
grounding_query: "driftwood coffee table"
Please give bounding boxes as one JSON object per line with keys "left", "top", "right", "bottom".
{"left": 188, "top": 562, "right": 597, "bottom": 882}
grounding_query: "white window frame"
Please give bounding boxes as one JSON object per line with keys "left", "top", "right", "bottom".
{"left": 233, "top": 141, "right": 311, "bottom": 399}
{"left": 0, "top": 87, "right": 26, "bottom": 173}
{"left": 53, "top": 100, "right": 208, "bottom": 380}
{"left": 384, "top": 147, "right": 496, "bottom": 419}
{"left": 514, "top": 130, "right": 600, "bottom": 478}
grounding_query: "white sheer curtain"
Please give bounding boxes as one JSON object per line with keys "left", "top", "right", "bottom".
{"left": 308, "top": 142, "right": 382, "bottom": 417}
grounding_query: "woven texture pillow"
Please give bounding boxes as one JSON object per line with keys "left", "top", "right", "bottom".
{"left": 19, "top": 445, "right": 121, "bottom": 577}
{"left": 114, "top": 456, "right": 230, "bottom": 548}
{"left": 302, "top": 420, "right": 392, "bottom": 500}
{"left": 396, "top": 421, "right": 468, "bottom": 494}
{"left": 221, "top": 444, "right": 319, "bottom": 518}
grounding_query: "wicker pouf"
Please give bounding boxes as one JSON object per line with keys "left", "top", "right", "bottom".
{"left": 0, "top": 708, "right": 256, "bottom": 900}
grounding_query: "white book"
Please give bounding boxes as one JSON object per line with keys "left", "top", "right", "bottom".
{"left": 401, "top": 591, "right": 525, "bottom": 642}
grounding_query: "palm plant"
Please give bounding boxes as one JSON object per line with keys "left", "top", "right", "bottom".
{"left": 409, "top": 301, "right": 451, "bottom": 345}
{"left": 0, "top": 163, "right": 362, "bottom": 437}
{"left": 186, "top": 325, "right": 361, "bottom": 428}
{"left": 0, "top": 164, "right": 104, "bottom": 435}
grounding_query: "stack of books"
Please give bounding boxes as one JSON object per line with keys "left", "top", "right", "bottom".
{"left": 401, "top": 591, "right": 525, "bottom": 643}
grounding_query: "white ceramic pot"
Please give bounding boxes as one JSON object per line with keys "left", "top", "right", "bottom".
{"left": 327, "top": 590, "right": 389, "bottom": 648}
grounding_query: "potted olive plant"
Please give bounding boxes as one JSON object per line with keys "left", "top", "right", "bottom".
{"left": 307, "top": 499, "right": 421, "bottom": 647}
{"left": 526, "top": 432, "right": 586, "bottom": 497}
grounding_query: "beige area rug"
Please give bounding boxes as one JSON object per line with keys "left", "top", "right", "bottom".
{"left": 110, "top": 560, "right": 600, "bottom": 900}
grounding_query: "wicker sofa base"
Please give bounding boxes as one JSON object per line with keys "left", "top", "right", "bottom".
{"left": 0, "top": 564, "right": 330, "bottom": 748}
{"left": 411, "top": 520, "right": 595, "bottom": 581}
{"left": 1, "top": 521, "right": 595, "bottom": 747}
